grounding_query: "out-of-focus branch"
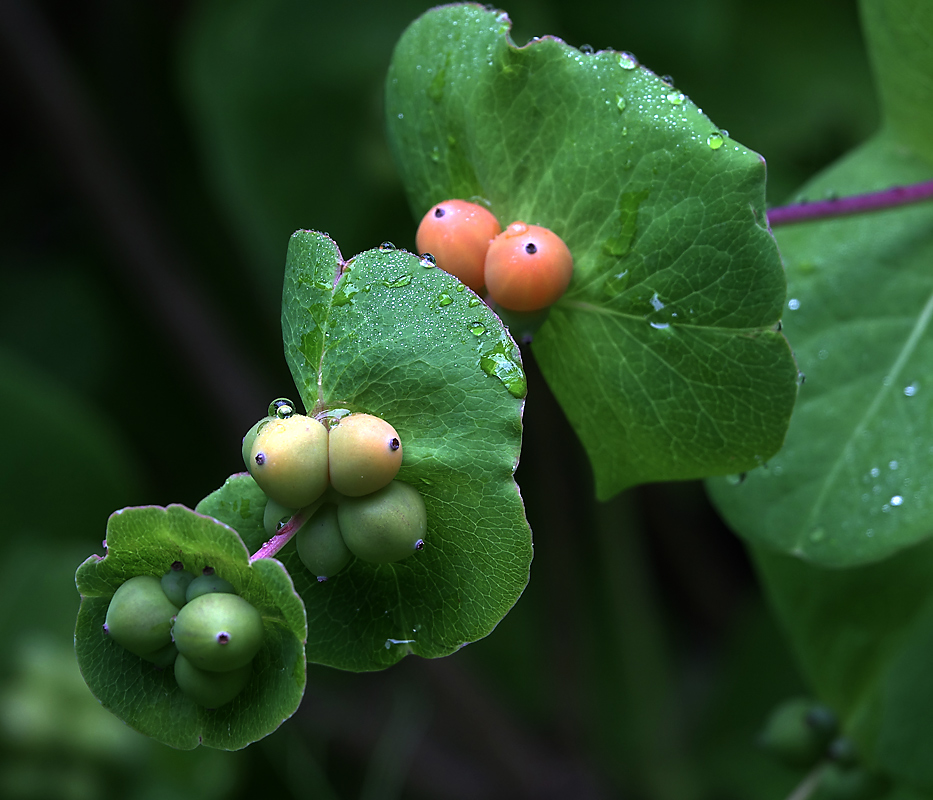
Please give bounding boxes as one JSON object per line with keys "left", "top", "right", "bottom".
{"left": 0, "top": 0, "right": 268, "bottom": 432}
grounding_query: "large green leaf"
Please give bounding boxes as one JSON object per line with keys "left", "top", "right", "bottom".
{"left": 707, "top": 0, "right": 933, "bottom": 567}
{"left": 75, "top": 505, "right": 306, "bottom": 750}
{"left": 752, "top": 540, "right": 933, "bottom": 791}
{"left": 385, "top": 3, "right": 798, "bottom": 499}
{"left": 217, "top": 230, "right": 530, "bottom": 672}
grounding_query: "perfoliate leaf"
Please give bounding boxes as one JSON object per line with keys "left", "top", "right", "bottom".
{"left": 75, "top": 505, "right": 306, "bottom": 750}
{"left": 205, "top": 231, "right": 532, "bottom": 672}
{"left": 385, "top": 3, "right": 798, "bottom": 498}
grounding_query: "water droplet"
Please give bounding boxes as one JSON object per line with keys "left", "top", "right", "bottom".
{"left": 725, "top": 473, "right": 747, "bottom": 486}
{"left": 707, "top": 132, "right": 724, "bottom": 150}
{"left": 666, "top": 92, "right": 685, "bottom": 105}
{"left": 889, "top": 460, "right": 899, "bottom": 470}
{"left": 650, "top": 292, "right": 665, "bottom": 311}
{"left": 787, "top": 298, "right": 800, "bottom": 310}
{"left": 870, "top": 467, "right": 880, "bottom": 478}
{"left": 397, "top": 113, "right": 404, "bottom": 120}
{"left": 618, "top": 51, "right": 637, "bottom": 70}
{"left": 379, "top": 241, "right": 397, "bottom": 251}
{"left": 384, "top": 638, "right": 416, "bottom": 650}
{"left": 797, "top": 371, "right": 807, "bottom": 385}
{"left": 818, "top": 349, "right": 829, "bottom": 360}
{"left": 430, "top": 147, "right": 441, "bottom": 163}
{"left": 382, "top": 274, "right": 412, "bottom": 288}
{"left": 468, "top": 298, "right": 481, "bottom": 307}
{"left": 809, "top": 527, "right": 826, "bottom": 543}
{"left": 420, "top": 253, "right": 437, "bottom": 268}
{"left": 469, "top": 322, "right": 486, "bottom": 336}
{"left": 650, "top": 321, "right": 670, "bottom": 330}
{"left": 333, "top": 282, "right": 359, "bottom": 306}
{"left": 720, "top": 129, "right": 730, "bottom": 138}
{"left": 580, "top": 43, "right": 594, "bottom": 54}
{"left": 480, "top": 344, "right": 527, "bottom": 398}
{"left": 456, "top": 284, "right": 466, "bottom": 292}
{"left": 891, "top": 495, "right": 904, "bottom": 506}
{"left": 268, "top": 398, "right": 296, "bottom": 418}
{"left": 905, "top": 382, "right": 919, "bottom": 397}
{"left": 661, "top": 74, "right": 674, "bottom": 85}
{"left": 866, "top": 529, "right": 874, "bottom": 538}
{"left": 438, "top": 293, "right": 453, "bottom": 306}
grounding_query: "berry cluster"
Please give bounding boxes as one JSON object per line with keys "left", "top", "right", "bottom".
{"left": 103, "top": 566, "right": 263, "bottom": 708}
{"left": 244, "top": 400, "right": 427, "bottom": 580}
{"left": 416, "top": 199, "right": 574, "bottom": 312}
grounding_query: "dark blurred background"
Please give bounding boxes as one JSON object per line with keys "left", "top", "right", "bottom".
{"left": 0, "top": 1, "right": 876, "bottom": 798}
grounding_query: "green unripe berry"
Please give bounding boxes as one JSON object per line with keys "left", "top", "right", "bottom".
{"left": 337, "top": 480, "right": 427, "bottom": 563}
{"left": 174, "top": 654, "right": 252, "bottom": 708}
{"left": 296, "top": 504, "right": 353, "bottom": 580}
{"left": 185, "top": 570, "right": 236, "bottom": 603}
{"left": 161, "top": 562, "right": 195, "bottom": 607}
{"left": 248, "top": 414, "right": 329, "bottom": 508}
{"left": 141, "top": 641, "right": 179, "bottom": 668}
{"left": 758, "top": 697, "right": 838, "bottom": 768}
{"left": 172, "top": 593, "right": 263, "bottom": 672}
{"left": 104, "top": 575, "right": 180, "bottom": 658}
{"left": 263, "top": 498, "right": 296, "bottom": 538}
{"left": 242, "top": 416, "right": 273, "bottom": 470}
{"left": 328, "top": 413, "right": 403, "bottom": 497}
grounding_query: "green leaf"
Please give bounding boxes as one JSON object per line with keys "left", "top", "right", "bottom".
{"left": 708, "top": 1, "right": 933, "bottom": 567}
{"left": 75, "top": 505, "right": 306, "bottom": 750}
{"left": 385, "top": 4, "right": 798, "bottom": 499}
{"left": 208, "top": 230, "right": 531, "bottom": 672}
{"left": 751, "top": 540, "right": 933, "bottom": 791}
{"left": 860, "top": 0, "right": 933, "bottom": 164}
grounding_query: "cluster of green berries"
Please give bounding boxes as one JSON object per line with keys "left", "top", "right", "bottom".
{"left": 103, "top": 565, "right": 263, "bottom": 708}
{"left": 243, "top": 400, "right": 427, "bottom": 580}
{"left": 758, "top": 698, "right": 889, "bottom": 800}
{"left": 416, "top": 199, "right": 574, "bottom": 312}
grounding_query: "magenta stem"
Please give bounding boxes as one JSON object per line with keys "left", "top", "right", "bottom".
{"left": 249, "top": 507, "right": 312, "bottom": 562}
{"left": 768, "top": 179, "right": 933, "bottom": 227}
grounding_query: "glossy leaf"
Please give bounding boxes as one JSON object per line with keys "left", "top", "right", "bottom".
{"left": 708, "top": 0, "right": 933, "bottom": 567}
{"left": 205, "top": 231, "right": 532, "bottom": 672}
{"left": 75, "top": 505, "right": 306, "bottom": 750}
{"left": 752, "top": 539, "right": 933, "bottom": 791}
{"left": 385, "top": 3, "right": 798, "bottom": 499}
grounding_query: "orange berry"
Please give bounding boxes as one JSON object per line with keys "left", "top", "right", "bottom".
{"left": 484, "top": 222, "right": 573, "bottom": 312}
{"left": 416, "top": 199, "right": 501, "bottom": 291}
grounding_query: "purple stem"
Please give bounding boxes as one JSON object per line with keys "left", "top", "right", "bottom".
{"left": 768, "top": 179, "right": 933, "bottom": 226}
{"left": 250, "top": 508, "right": 311, "bottom": 562}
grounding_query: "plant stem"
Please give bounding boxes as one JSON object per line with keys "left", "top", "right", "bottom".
{"left": 768, "top": 179, "right": 933, "bottom": 226}
{"left": 785, "top": 762, "right": 830, "bottom": 800}
{"left": 249, "top": 500, "right": 321, "bottom": 562}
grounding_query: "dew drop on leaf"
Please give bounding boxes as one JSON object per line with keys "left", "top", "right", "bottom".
{"left": 706, "top": 132, "right": 724, "bottom": 150}
{"left": 618, "top": 51, "right": 637, "bottom": 70}
{"left": 268, "top": 398, "right": 296, "bottom": 418}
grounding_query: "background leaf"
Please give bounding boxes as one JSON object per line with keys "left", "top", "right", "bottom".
{"left": 707, "top": 0, "right": 933, "bottom": 567}
{"left": 385, "top": 3, "right": 798, "bottom": 499}
{"left": 75, "top": 505, "right": 306, "bottom": 750}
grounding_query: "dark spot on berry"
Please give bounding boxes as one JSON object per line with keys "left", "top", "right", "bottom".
{"left": 524, "top": 242, "right": 538, "bottom": 255}
{"left": 102, "top": 623, "right": 110, "bottom": 635}
{"left": 203, "top": 566, "right": 215, "bottom": 576}
{"left": 434, "top": 206, "right": 445, "bottom": 218}
{"left": 415, "top": 539, "right": 425, "bottom": 551}
{"left": 255, "top": 452, "right": 266, "bottom": 466}
{"left": 171, "top": 561, "right": 184, "bottom": 571}
{"left": 216, "top": 632, "right": 230, "bottom": 645}
{"left": 389, "top": 437, "right": 400, "bottom": 451}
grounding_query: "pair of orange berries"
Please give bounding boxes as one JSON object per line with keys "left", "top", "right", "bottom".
{"left": 416, "top": 200, "right": 574, "bottom": 312}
